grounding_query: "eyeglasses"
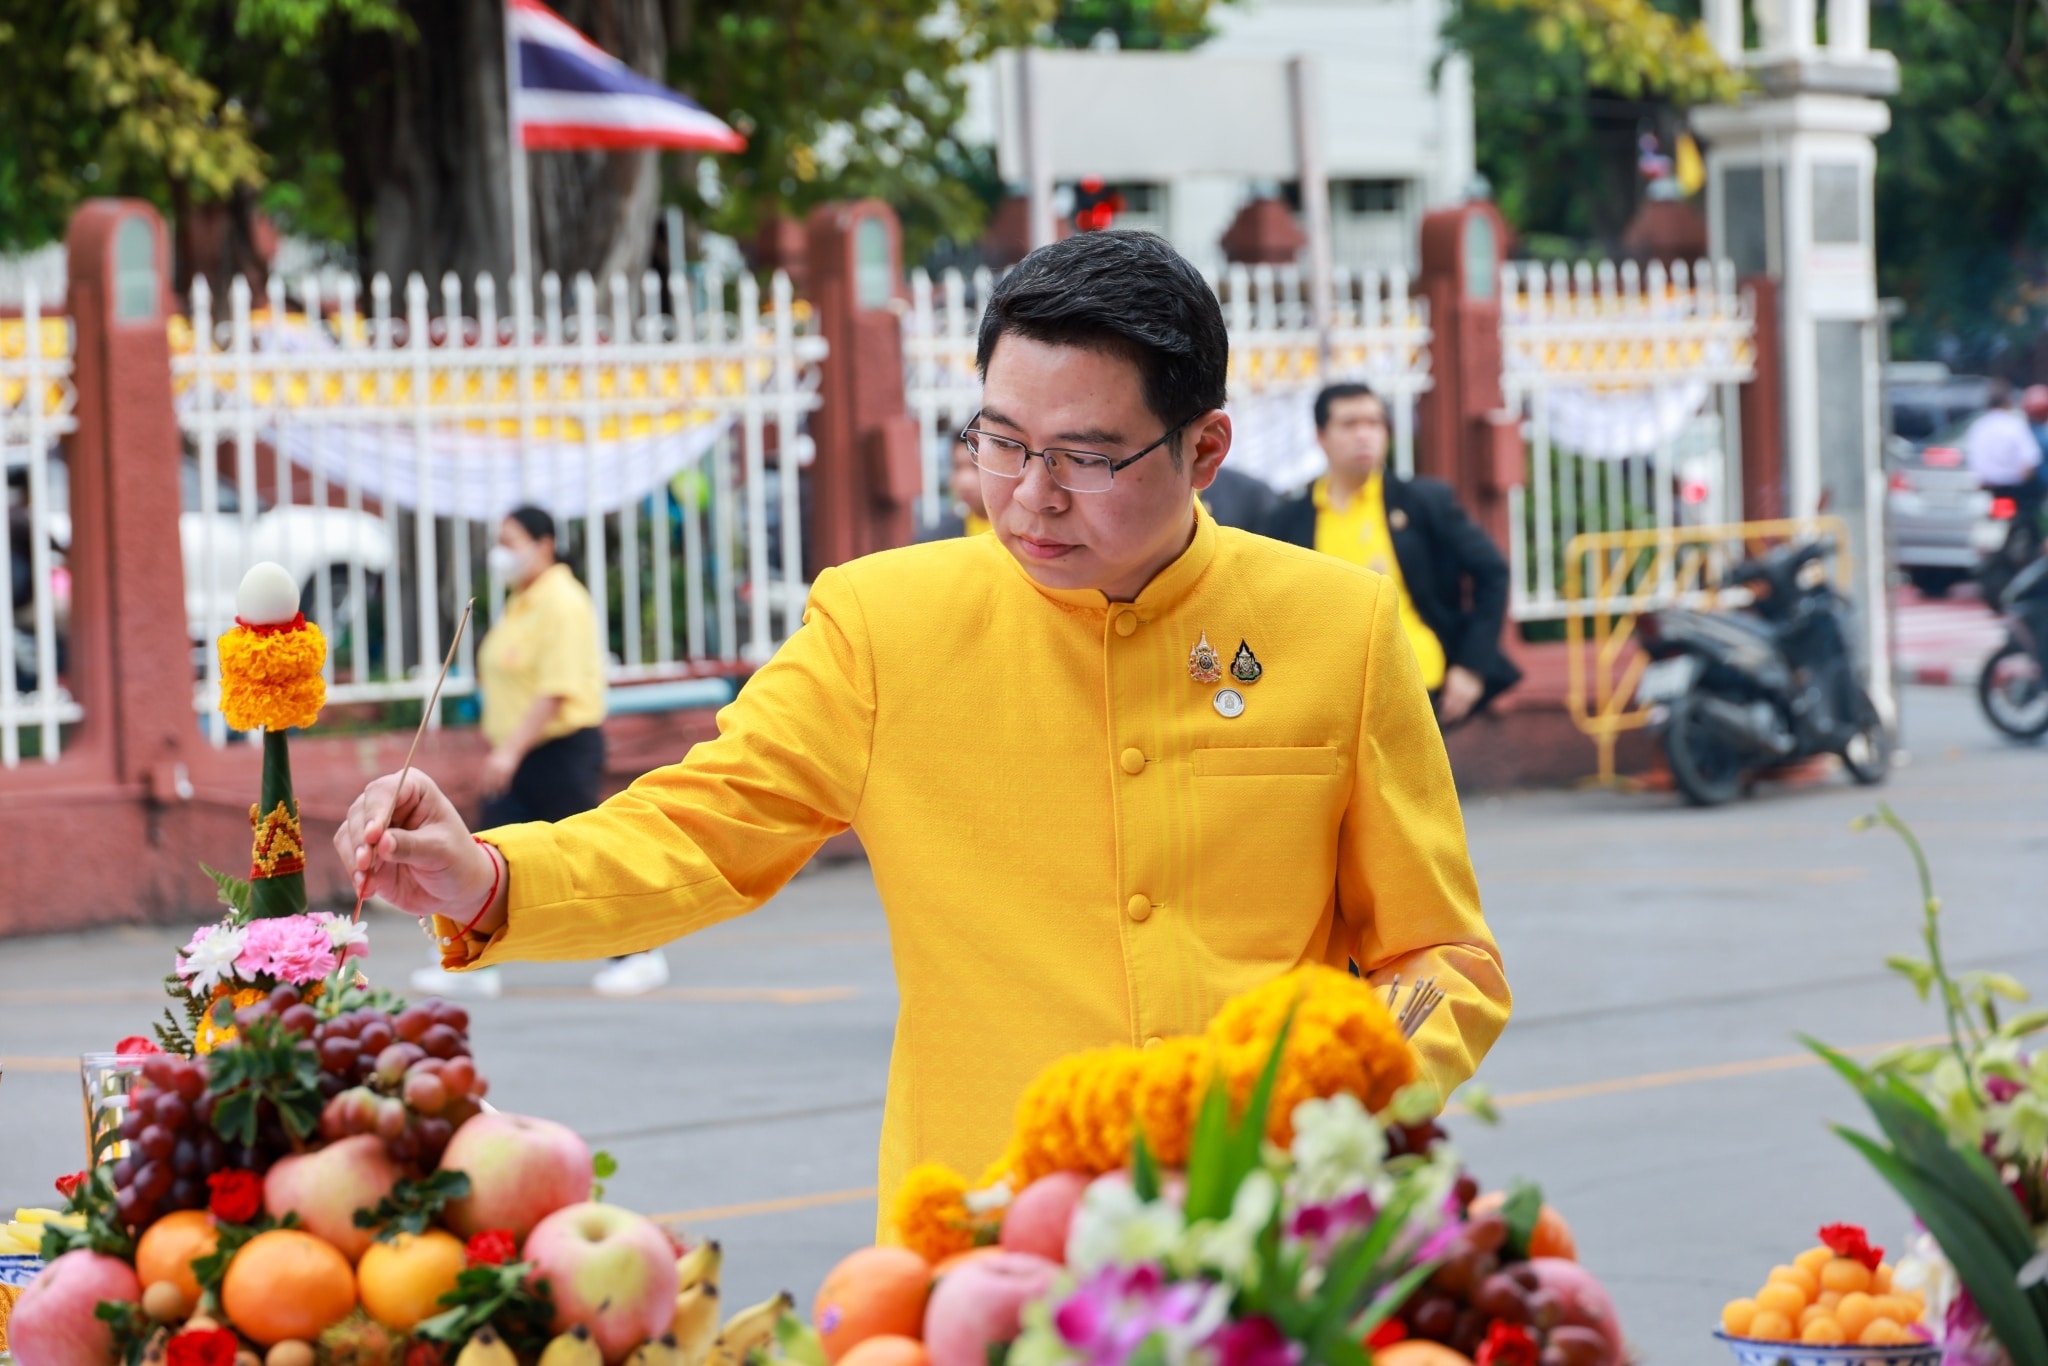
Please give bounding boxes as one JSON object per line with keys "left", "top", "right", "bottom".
{"left": 958, "top": 414, "right": 1191, "bottom": 494}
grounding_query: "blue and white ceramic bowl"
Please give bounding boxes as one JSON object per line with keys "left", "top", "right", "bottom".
{"left": 1715, "top": 1330, "right": 1942, "bottom": 1366}
{"left": 0, "top": 1253, "right": 42, "bottom": 1288}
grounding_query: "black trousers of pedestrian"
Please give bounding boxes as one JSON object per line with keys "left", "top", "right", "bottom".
{"left": 479, "top": 726, "right": 606, "bottom": 830}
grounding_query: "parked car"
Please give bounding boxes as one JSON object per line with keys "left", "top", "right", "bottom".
{"left": 1885, "top": 366, "right": 2003, "bottom": 597}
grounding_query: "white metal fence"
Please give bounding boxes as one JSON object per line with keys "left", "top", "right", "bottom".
{"left": 901, "top": 262, "right": 1432, "bottom": 525}
{"left": 0, "top": 287, "right": 82, "bottom": 767}
{"left": 1500, "top": 258, "right": 1756, "bottom": 620}
{"left": 172, "top": 263, "right": 825, "bottom": 744}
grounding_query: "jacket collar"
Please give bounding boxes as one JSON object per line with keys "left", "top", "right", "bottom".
{"left": 1001, "top": 498, "right": 1219, "bottom": 617}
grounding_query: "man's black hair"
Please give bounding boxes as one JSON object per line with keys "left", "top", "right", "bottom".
{"left": 1314, "top": 382, "right": 1384, "bottom": 431}
{"left": 506, "top": 504, "right": 557, "bottom": 544}
{"left": 976, "top": 231, "right": 1228, "bottom": 465}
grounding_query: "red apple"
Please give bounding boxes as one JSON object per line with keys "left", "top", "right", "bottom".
{"left": 523, "top": 1202, "right": 679, "bottom": 1365}
{"left": 1527, "top": 1258, "right": 1624, "bottom": 1360}
{"left": 10, "top": 1250, "right": 143, "bottom": 1366}
{"left": 922, "top": 1251, "right": 1060, "bottom": 1366}
{"left": 998, "top": 1174, "right": 1089, "bottom": 1264}
{"left": 440, "top": 1112, "right": 593, "bottom": 1241}
{"left": 263, "top": 1134, "right": 404, "bottom": 1263}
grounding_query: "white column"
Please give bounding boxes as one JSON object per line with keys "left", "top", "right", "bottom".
{"left": 1289, "top": 56, "right": 1334, "bottom": 355}
{"left": 1021, "top": 49, "right": 1057, "bottom": 250}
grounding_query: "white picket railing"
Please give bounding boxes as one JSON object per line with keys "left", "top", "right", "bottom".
{"left": 901, "top": 261, "right": 1432, "bottom": 524}
{"left": 1500, "top": 258, "right": 1756, "bottom": 620}
{"left": 172, "top": 264, "right": 825, "bottom": 744}
{"left": 0, "top": 287, "right": 83, "bottom": 767}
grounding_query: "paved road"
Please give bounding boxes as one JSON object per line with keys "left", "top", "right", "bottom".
{"left": 3, "top": 686, "right": 2043, "bottom": 1365}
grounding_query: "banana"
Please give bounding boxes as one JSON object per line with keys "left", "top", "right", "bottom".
{"left": 710, "top": 1292, "right": 794, "bottom": 1366}
{"left": 675, "top": 1240, "right": 723, "bottom": 1293}
{"left": 538, "top": 1327, "right": 605, "bottom": 1366}
{"left": 672, "top": 1281, "right": 722, "bottom": 1366}
{"left": 454, "top": 1327, "right": 519, "bottom": 1366}
{"left": 624, "top": 1336, "right": 684, "bottom": 1366}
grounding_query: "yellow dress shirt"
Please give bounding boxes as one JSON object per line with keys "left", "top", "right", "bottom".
{"left": 478, "top": 563, "right": 609, "bottom": 747}
{"left": 477, "top": 507, "right": 1509, "bottom": 1218}
{"left": 964, "top": 512, "right": 993, "bottom": 537}
{"left": 1312, "top": 475, "right": 1448, "bottom": 690}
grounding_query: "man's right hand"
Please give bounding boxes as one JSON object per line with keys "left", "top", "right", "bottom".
{"left": 335, "top": 770, "right": 500, "bottom": 924}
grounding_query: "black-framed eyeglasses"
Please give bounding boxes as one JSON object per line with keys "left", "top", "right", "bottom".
{"left": 958, "top": 413, "right": 1192, "bottom": 494}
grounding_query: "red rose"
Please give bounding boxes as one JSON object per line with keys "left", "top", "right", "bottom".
{"left": 465, "top": 1229, "right": 519, "bottom": 1267}
{"left": 54, "top": 1171, "right": 88, "bottom": 1200}
{"left": 115, "top": 1036, "right": 164, "bottom": 1056}
{"left": 1474, "top": 1322, "right": 1538, "bottom": 1366}
{"left": 1818, "top": 1223, "right": 1883, "bottom": 1270}
{"left": 1366, "top": 1320, "right": 1408, "bottom": 1351}
{"left": 167, "top": 1327, "right": 240, "bottom": 1366}
{"left": 207, "top": 1169, "right": 262, "bottom": 1224}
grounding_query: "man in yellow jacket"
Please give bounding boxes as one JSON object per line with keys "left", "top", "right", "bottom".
{"left": 335, "top": 230, "right": 1510, "bottom": 1214}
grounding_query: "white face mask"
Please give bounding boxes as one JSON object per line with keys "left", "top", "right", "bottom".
{"left": 487, "top": 544, "right": 528, "bottom": 579}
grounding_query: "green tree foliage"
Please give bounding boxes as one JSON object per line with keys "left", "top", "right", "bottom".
{"left": 1052, "top": 0, "right": 1228, "bottom": 50}
{"left": 1442, "top": 0, "right": 1736, "bottom": 256}
{"left": 0, "top": 0, "right": 405, "bottom": 253}
{"left": 1874, "top": 0, "right": 2048, "bottom": 368}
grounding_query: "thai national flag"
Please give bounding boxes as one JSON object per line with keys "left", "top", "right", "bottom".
{"left": 510, "top": 0, "right": 745, "bottom": 153}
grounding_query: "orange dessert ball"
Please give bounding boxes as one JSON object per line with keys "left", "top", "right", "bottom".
{"left": 1859, "top": 1319, "right": 1909, "bottom": 1346}
{"left": 1821, "top": 1259, "right": 1874, "bottom": 1295}
{"left": 1795, "top": 1247, "right": 1833, "bottom": 1276}
{"left": 1801, "top": 1318, "right": 1845, "bottom": 1345}
{"left": 1755, "top": 1284, "right": 1807, "bottom": 1319}
{"left": 1768, "top": 1265, "right": 1820, "bottom": 1300}
{"left": 1722, "top": 1300, "right": 1758, "bottom": 1335}
{"left": 1750, "top": 1311, "right": 1796, "bottom": 1341}
{"left": 1873, "top": 1264, "right": 1894, "bottom": 1294}
{"left": 1833, "top": 1292, "right": 1878, "bottom": 1339}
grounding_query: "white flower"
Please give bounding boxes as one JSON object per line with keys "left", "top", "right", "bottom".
{"left": 318, "top": 912, "right": 371, "bottom": 960}
{"left": 1894, "top": 1232, "right": 1959, "bottom": 1324}
{"left": 178, "top": 923, "right": 248, "bottom": 995}
{"left": 1176, "top": 1169, "right": 1279, "bottom": 1283}
{"left": 1067, "top": 1176, "right": 1187, "bottom": 1274}
{"left": 1290, "top": 1093, "right": 1385, "bottom": 1203}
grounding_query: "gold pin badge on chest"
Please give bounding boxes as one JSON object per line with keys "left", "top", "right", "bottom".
{"left": 1188, "top": 631, "right": 1222, "bottom": 683}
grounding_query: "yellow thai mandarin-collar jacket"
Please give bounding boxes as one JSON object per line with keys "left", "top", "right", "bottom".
{"left": 476, "top": 505, "right": 1510, "bottom": 1214}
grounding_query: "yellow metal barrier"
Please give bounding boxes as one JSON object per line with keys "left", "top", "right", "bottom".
{"left": 1562, "top": 517, "right": 1851, "bottom": 783}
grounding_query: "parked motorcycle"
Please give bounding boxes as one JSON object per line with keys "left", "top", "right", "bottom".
{"left": 1977, "top": 552, "right": 2048, "bottom": 741}
{"left": 1973, "top": 489, "right": 2043, "bottom": 611}
{"left": 1633, "top": 536, "right": 1892, "bottom": 805}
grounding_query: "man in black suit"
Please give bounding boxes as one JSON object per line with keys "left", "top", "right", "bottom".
{"left": 1264, "top": 382, "right": 1521, "bottom": 724}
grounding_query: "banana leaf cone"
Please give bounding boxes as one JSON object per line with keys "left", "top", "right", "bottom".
{"left": 248, "top": 728, "right": 310, "bottom": 919}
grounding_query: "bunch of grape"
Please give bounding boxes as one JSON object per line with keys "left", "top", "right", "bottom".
{"left": 1393, "top": 1207, "right": 1614, "bottom": 1366}
{"left": 314, "top": 999, "right": 488, "bottom": 1167}
{"left": 112, "top": 1054, "right": 228, "bottom": 1231}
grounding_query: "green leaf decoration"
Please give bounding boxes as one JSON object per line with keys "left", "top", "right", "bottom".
{"left": 1131, "top": 1129, "right": 1162, "bottom": 1204}
{"left": 39, "top": 1166, "right": 134, "bottom": 1262}
{"left": 1500, "top": 1180, "right": 1544, "bottom": 1261}
{"left": 201, "top": 863, "right": 253, "bottom": 917}
{"left": 191, "top": 1215, "right": 286, "bottom": 1298}
{"left": 415, "top": 1263, "right": 556, "bottom": 1355}
{"left": 1186, "top": 1005, "right": 1298, "bottom": 1223}
{"left": 203, "top": 1013, "right": 326, "bottom": 1147}
{"left": 357, "top": 1170, "right": 473, "bottom": 1241}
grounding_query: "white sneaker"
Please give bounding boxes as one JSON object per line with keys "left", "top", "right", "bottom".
{"left": 410, "top": 964, "right": 503, "bottom": 999}
{"left": 592, "top": 950, "right": 670, "bottom": 998}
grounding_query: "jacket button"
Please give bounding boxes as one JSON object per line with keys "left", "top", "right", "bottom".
{"left": 1114, "top": 611, "right": 1138, "bottom": 637}
{"left": 1119, "top": 747, "right": 1145, "bottom": 775}
{"left": 1125, "top": 894, "right": 1152, "bottom": 922}
{"left": 1143, "top": 1036, "right": 1164, "bottom": 1050}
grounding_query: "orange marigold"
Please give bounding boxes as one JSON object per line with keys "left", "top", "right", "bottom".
{"left": 193, "top": 984, "right": 269, "bottom": 1054}
{"left": 890, "top": 1162, "right": 976, "bottom": 1264}
{"left": 1130, "top": 1036, "right": 1213, "bottom": 1167}
{"left": 1205, "top": 965, "right": 1418, "bottom": 1145}
{"left": 218, "top": 620, "right": 327, "bottom": 731}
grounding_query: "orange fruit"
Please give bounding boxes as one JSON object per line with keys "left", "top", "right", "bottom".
{"left": 1371, "top": 1343, "right": 1476, "bottom": 1366}
{"left": 813, "top": 1247, "right": 933, "bottom": 1363}
{"left": 356, "top": 1231, "right": 466, "bottom": 1332}
{"left": 839, "top": 1337, "right": 932, "bottom": 1366}
{"left": 221, "top": 1230, "right": 357, "bottom": 1346}
{"left": 1721, "top": 1300, "right": 1757, "bottom": 1335}
{"left": 137, "top": 1211, "right": 220, "bottom": 1306}
{"left": 1467, "top": 1192, "right": 1576, "bottom": 1261}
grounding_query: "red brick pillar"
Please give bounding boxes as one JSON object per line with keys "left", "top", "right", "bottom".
{"left": 1417, "top": 201, "right": 1521, "bottom": 553}
{"left": 1739, "top": 275, "right": 1786, "bottom": 521}
{"left": 805, "top": 200, "right": 919, "bottom": 570}
{"left": 64, "top": 201, "right": 198, "bottom": 797}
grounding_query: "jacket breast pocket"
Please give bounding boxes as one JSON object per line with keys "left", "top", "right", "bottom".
{"left": 1187, "top": 745, "right": 1346, "bottom": 965}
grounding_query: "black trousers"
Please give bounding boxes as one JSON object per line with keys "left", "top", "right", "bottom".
{"left": 479, "top": 726, "right": 606, "bottom": 830}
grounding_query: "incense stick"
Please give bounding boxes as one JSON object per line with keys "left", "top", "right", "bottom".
{"left": 351, "top": 598, "right": 476, "bottom": 924}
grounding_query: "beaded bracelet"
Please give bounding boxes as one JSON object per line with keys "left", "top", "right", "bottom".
{"left": 460, "top": 836, "right": 503, "bottom": 937}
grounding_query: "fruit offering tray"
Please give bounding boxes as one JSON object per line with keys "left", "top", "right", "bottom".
{"left": 4, "top": 984, "right": 786, "bottom": 1366}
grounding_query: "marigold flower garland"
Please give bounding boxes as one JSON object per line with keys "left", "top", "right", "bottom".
{"left": 892, "top": 965, "right": 1422, "bottom": 1262}
{"left": 217, "top": 615, "right": 327, "bottom": 732}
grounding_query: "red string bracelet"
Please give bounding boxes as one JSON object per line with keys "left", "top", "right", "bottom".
{"left": 459, "top": 836, "right": 503, "bottom": 938}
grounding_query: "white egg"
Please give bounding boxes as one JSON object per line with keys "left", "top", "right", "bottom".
{"left": 235, "top": 562, "right": 302, "bottom": 625}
